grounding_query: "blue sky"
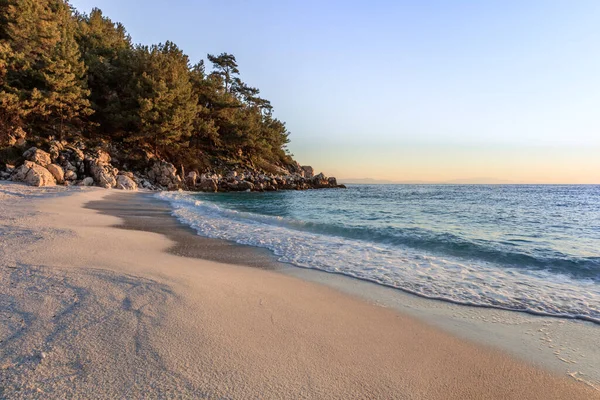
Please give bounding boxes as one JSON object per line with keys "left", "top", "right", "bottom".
{"left": 70, "top": 0, "right": 600, "bottom": 183}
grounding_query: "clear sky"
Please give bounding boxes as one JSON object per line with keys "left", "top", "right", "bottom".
{"left": 70, "top": 0, "right": 600, "bottom": 183}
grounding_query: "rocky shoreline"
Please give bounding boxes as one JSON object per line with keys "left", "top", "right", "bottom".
{"left": 0, "top": 141, "right": 345, "bottom": 192}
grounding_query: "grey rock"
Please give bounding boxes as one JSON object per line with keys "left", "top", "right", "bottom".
{"left": 64, "top": 170, "right": 77, "bottom": 181}
{"left": 78, "top": 177, "right": 94, "bottom": 186}
{"left": 186, "top": 171, "right": 198, "bottom": 187}
{"left": 46, "top": 164, "right": 65, "bottom": 184}
{"left": 115, "top": 175, "right": 138, "bottom": 191}
{"left": 301, "top": 165, "right": 314, "bottom": 178}
{"left": 147, "top": 161, "right": 182, "bottom": 190}
{"left": 23, "top": 147, "right": 52, "bottom": 167}
{"left": 11, "top": 161, "right": 56, "bottom": 187}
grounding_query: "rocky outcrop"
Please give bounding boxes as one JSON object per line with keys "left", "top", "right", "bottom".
{"left": 11, "top": 161, "right": 56, "bottom": 187}
{"left": 3, "top": 141, "right": 343, "bottom": 192}
{"left": 147, "top": 161, "right": 182, "bottom": 190}
{"left": 115, "top": 174, "right": 137, "bottom": 191}
{"left": 23, "top": 147, "right": 52, "bottom": 167}
{"left": 301, "top": 166, "right": 314, "bottom": 179}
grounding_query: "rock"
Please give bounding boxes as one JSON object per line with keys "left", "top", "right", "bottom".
{"left": 11, "top": 161, "right": 56, "bottom": 187}
{"left": 238, "top": 181, "right": 254, "bottom": 191}
{"left": 48, "top": 140, "right": 64, "bottom": 161}
{"left": 78, "top": 177, "right": 94, "bottom": 186}
{"left": 46, "top": 164, "right": 64, "bottom": 184}
{"left": 86, "top": 149, "right": 111, "bottom": 164}
{"left": 301, "top": 166, "right": 314, "bottom": 179}
{"left": 118, "top": 171, "right": 134, "bottom": 179}
{"left": 65, "top": 146, "right": 85, "bottom": 163}
{"left": 84, "top": 149, "right": 117, "bottom": 189}
{"left": 199, "top": 178, "right": 218, "bottom": 192}
{"left": 327, "top": 177, "right": 338, "bottom": 186}
{"left": 186, "top": 171, "right": 198, "bottom": 187}
{"left": 312, "top": 172, "right": 329, "bottom": 188}
{"left": 64, "top": 170, "right": 77, "bottom": 181}
{"left": 225, "top": 171, "right": 238, "bottom": 181}
{"left": 0, "top": 171, "right": 10, "bottom": 180}
{"left": 23, "top": 147, "right": 52, "bottom": 167}
{"left": 147, "top": 161, "right": 182, "bottom": 190}
{"left": 88, "top": 160, "right": 117, "bottom": 188}
{"left": 115, "top": 175, "right": 137, "bottom": 191}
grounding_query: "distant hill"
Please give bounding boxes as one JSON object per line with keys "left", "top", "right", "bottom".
{"left": 340, "top": 177, "right": 521, "bottom": 185}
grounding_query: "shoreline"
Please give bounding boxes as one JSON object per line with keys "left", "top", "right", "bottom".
{"left": 1, "top": 183, "right": 598, "bottom": 398}
{"left": 91, "top": 190, "right": 600, "bottom": 389}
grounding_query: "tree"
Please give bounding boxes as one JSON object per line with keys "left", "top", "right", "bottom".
{"left": 0, "top": 0, "right": 92, "bottom": 139}
{"left": 207, "top": 52, "right": 239, "bottom": 93}
{"left": 129, "top": 42, "right": 197, "bottom": 156}
{"left": 75, "top": 7, "right": 131, "bottom": 138}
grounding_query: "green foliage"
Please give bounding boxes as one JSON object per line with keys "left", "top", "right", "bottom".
{"left": 0, "top": 0, "right": 91, "bottom": 138}
{"left": 129, "top": 42, "right": 197, "bottom": 155}
{"left": 0, "top": 1, "right": 293, "bottom": 169}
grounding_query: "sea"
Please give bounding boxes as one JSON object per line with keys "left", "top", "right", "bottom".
{"left": 158, "top": 185, "right": 600, "bottom": 324}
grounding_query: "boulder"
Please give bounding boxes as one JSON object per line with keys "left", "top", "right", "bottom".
{"left": 84, "top": 149, "right": 117, "bottom": 188}
{"left": 199, "top": 178, "right": 218, "bottom": 192}
{"left": 147, "top": 161, "right": 182, "bottom": 190}
{"left": 11, "top": 161, "right": 56, "bottom": 187}
{"left": 118, "top": 171, "right": 134, "bottom": 179}
{"left": 301, "top": 166, "right": 314, "bottom": 179}
{"left": 64, "top": 170, "right": 77, "bottom": 181}
{"left": 48, "top": 140, "right": 65, "bottom": 161}
{"left": 88, "top": 160, "right": 117, "bottom": 188}
{"left": 312, "top": 173, "right": 329, "bottom": 188}
{"left": 115, "top": 175, "right": 137, "bottom": 191}
{"left": 23, "top": 147, "right": 52, "bottom": 167}
{"left": 86, "top": 149, "right": 111, "bottom": 164}
{"left": 46, "top": 164, "right": 65, "bottom": 184}
{"left": 238, "top": 180, "right": 254, "bottom": 191}
{"left": 186, "top": 171, "right": 198, "bottom": 187}
{"left": 225, "top": 171, "right": 238, "bottom": 181}
{"left": 78, "top": 177, "right": 94, "bottom": 186}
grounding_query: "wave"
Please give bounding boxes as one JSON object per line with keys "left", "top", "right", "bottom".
{"left": 157, "top": 191, "right": 600, "bottom": 324}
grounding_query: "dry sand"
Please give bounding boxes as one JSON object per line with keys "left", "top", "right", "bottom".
{"left": 0, "top": 183, "right": 598, "bottom": 399}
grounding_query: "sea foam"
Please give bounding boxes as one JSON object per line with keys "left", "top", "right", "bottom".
{"left": 158, "top": 190, "right": 600, "bottom": 324}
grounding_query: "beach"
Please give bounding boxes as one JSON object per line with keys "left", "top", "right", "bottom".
{"left": 0, "top": 183, "right": 598, "bottom": 399}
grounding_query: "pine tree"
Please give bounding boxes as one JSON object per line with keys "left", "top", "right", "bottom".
{"left": 130, "top": 42, "right": 198, "bottom": 156}
{"left": 76, "top": 7, "right": 131, "bottom": 137}
{"left": 207, "top": 53, "right": 239, "bottom": 94}
{"left": 0, "top": 0, "right": 91, "bottom": 139}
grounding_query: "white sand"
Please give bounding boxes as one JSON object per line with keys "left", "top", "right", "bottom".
{"left": 0, "top": 182, "right": 598, "bottom": 399}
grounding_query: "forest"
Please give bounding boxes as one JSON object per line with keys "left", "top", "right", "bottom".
{"left": 0, "top": 0, "right": 294, "bottom": 173}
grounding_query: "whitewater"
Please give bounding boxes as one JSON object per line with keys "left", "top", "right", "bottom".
{"left": 158, "top": 184, "right": 600, "bottom": 323}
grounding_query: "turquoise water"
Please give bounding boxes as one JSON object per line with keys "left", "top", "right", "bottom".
{"left": 159, "top": 185, "right": 600, "bottom": 323}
